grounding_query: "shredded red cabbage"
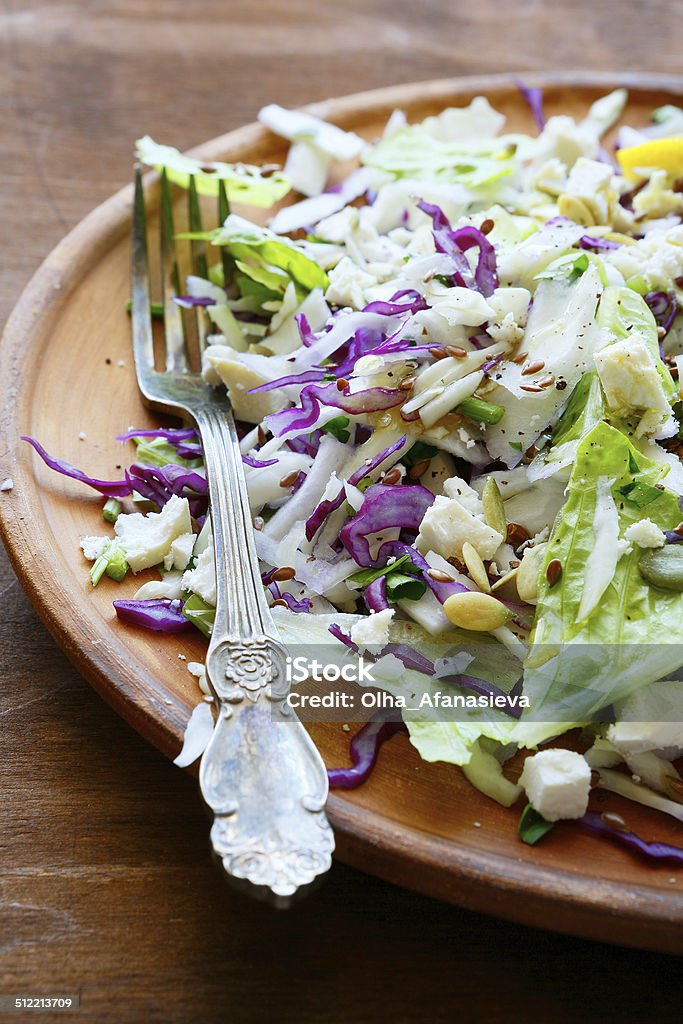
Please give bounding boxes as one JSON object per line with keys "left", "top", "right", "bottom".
{"left": 579, "top": 235, "right": 622, "bottom": 252}
{"left": 113, "top": 598, "right": 194, "bottom": 633}
{"left": 417, "top": 201, "right": 498, "bottom": 297}
{"left": 22, "top": 437, "right": 131, "bottom": 498}
{"left": 339, "top": 484, "right": 435, "bottom": 566}
{"left": 578, "top": 811, "right": 683, "bottom": 864}
{"left": 665, "top": 530, "right": 683, "bottom": 544}
{"left": 277, "top": 592, "right": 312, "bottom": 613}
{"left": 126, "top": 463, "right": 208, "bottom": 514}
{"left": 364, "top": 576, "right": 390, "bottom": 611}
{"left": 295, "top": 312, "right": 318, "bottom": 347}
{"left": 516, "top": 79, "right": 546, "bottom": 132}
{"left": 361, "top": 292, "right": 428, "bottom": 316}
{"left": 116, "top": 427, "right": 199, "bottom": 443}
{"left": 242, "top": 454, "right": 279, "bottom": 468}
{"left": 174, "top": 295, "right": 216, "bottom": 308}
{"left": 645, "top": 290, "right": 678, "bottom": 339}
{"left": 248, "top": 369, "right": 326, "bottom": 394}
{"left": 265, "top": 382, "right": 404, "bottom": 437}
{"left": 327, "top": 714, "right": 406, "bottom": 789}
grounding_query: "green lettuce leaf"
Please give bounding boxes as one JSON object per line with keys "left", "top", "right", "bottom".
{"left": 363, "top": 127, "right": 516, "bottom": 188}
{"left": 135, "top": 136, "right": 291, "bottom": 207}
{"left": 190, "top": 215, "right": 328, "bottom": 297}
{"left": 597, "top": 285, "right": 677, "bottom": 405}
{"left": 525, "top": 420, "right": 683, "bottom": 720}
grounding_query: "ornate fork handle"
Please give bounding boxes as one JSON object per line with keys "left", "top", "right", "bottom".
{"left": 194, "top": 405, "right": 334, "bottom": 899}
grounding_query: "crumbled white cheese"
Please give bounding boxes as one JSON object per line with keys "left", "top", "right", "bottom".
{"left": 114, "top": 494, "right": 192, "bottom": 573}
{"left": 80, "top": 535, "right": 111, "bottom": 562}
{"left": 0, "top": 478, "right": 14, "bottom": 492}
{"left": 349, "top": 608, "right": 394, "bottom": 654}
{"left": 633, "top": 170, "right": 683, "bottom": 220}
{"left": 623, "top": 518, "right": 667, "bottom": 549}
{"left": 594, "top": 335, "right": 673, "bottom": 437}
{"left": 325, "top": 256, "right": 377, "bottom": 310}
{"left": 416, "top": 495, "right": 503, "bottom": 561}
{"left": 163, "top": 531, "right": 195, "bottom": 572}
{"left": 181, "top": 544, "right": 216, "bottom": 606}
{"left": 442, "top": 475, "right": 483, "bottom": 513}
{"left": 520, "top": 748, "right": 591, "bottom": 821}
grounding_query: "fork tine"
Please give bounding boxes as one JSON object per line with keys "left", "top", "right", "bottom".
{"left": 188, "top": 175, "right": 208, "bottom": 358}
{"left": 160, "top": 169, "right": 189, "bottom": 373}
{"left": 218, "top": 178, "right": 233, "bottom": 290}
{"left": 131, "top": 166, "right": 155, "bottom": 375}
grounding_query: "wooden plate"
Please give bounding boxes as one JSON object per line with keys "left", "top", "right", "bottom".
{"left": 3, "top": 72, "right": 683, "bottom": 954}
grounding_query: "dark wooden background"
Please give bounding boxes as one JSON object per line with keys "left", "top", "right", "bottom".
{"left": 2, "top": 2, "right": 682, "bottom": 1021}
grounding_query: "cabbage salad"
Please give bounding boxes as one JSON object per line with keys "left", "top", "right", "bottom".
{"left": 26, "top": 87, "right": 683, "bottom": 857}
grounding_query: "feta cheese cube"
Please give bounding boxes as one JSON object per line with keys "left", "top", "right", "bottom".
{"left": 416, "top": 495, "right": 503, "bottom": 561}
{"left": 114, "top": 494, "right": 192, "bottom": 573}
{"left": 349, "top": 608, "right": 394, "bottom": 654}
{"left": 442, "top": 475, "right": 483, "bottom": 513}
{"left": 163, "top": 531, "right": 196, "bottom": 572}
{"left": 181, "top": 544, "right": 217, "bottom": 607}
{"left": 594, "top": 335, "right": 671, "bottom": 436}
{"left": 325, "top": 256, "right": 377, "bottom": 310}
{"left": 80, "top": 535, "right": 111, "bottom": 562}
{"left": 519, "top": 748, "right": 591, "bottom": 821}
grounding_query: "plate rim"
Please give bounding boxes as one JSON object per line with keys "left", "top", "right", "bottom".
{"left": 3, "top": 70, "right": 683, "bottom": 951}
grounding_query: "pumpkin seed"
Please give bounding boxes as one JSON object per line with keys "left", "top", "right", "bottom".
{"left": 462, "top": 542, "right": 491, "bottom": 592}
{"left": 443, "top": 591, "right": 513, "bottom": 632}
{"left": 516, "top": 543, "right": 547, "bottom": 604}
{"left": 482, "top": 477, "right": 507, "bottom": 537}
{"left": 638, "top": 545, "right": 683, "bottom": 591}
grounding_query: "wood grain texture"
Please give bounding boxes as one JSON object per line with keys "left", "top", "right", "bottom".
{"left": 2, "top": 2, "right": 683, "bottom": 1021}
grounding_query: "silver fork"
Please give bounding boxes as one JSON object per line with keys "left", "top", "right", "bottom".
{"left": 131, "top": 166, "right": 334, "bottom": 903}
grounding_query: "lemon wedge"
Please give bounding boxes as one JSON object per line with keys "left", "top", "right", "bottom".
{"left": 617, "top": 137, "right": 683, "bottom": 182}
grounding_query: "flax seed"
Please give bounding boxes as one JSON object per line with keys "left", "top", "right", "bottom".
{"left": 279, "top": 471, "right": 300, "bottom": 488}
{"left": 520, "top": 383, "right": 544, "bottom": 393}
{"left": 521, "top": 359, "right": 545, "bottom": 376}
{"left": 480, "top": 218, "right": 494, "bottom": 235}
{"left": 538, "top": 374, "right": 556, "bottom": 388}
{"left": 382, "top": 468, "right": 402, "bottom": 485}
{"left": 400, "top": 406, "right": 422, "bottom": 422}
{"left": 507, "top": 522, "right": 531, "bottom": 546}
{"left": 336, "top": 377, "right": 349, "bottom": 391}
{"left": 398, "top": 375, "right": 417, "bottom": 391}
{"left": 446, "top": 345, "right": 467, "bottom": 358}
{"left": 512, "top": 352, "right": 528, "bottom": 364}
{"left": 429, "top": 347, "right": 448, "bottom": 360}
{"left": 546, "top": 558, "right": 563, "bottom": 587}
{"left": 272, "top": 566, "right": 296, "bottom": 582}
{"left": 408, "top": 459, "right": 430, "bottom": 480}
{"left": 427, "top": 568, "right": 455, "bottom": 583}
{"left": 272, "top": 598, "right": 288, "bottom": 608}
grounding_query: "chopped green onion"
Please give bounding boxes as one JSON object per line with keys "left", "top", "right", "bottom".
{"left": 182, "top": 593, "right": 216, "bottom": 637}
{"left": 518, "top": 804, "right": 555, "bottom": 845}
{"left": 102, "top": 498, "right": 122, "bottom": 524}
{"left": 509, "top": 441, "right": 523, "bottom": 453}
{"left": 90, "top": 540, "right": 128, "bottom": 587}
{"left": 457, "top": 396, "right": 505, "bottom": 425}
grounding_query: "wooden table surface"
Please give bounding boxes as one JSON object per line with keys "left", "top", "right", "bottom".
{"left": 2, "top": 2, "right": 682, "bottom": 1021}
